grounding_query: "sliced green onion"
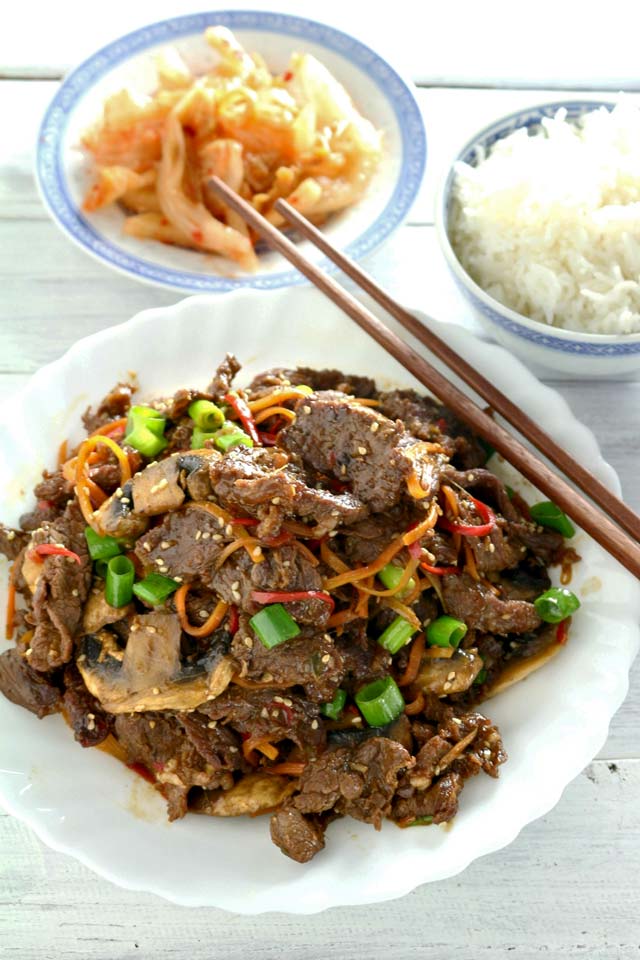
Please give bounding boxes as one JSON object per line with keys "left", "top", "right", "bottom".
{"left": 133, "top": 573, "right": 180, "bottom": 606}
{"left": 191, "top": 426, "right": 218, "bottom": 450}
{"left": 355, "top": 676, "right": 405, "bottom": 727}
{"left": 474, "top": 667, "right": 487, "bottom": 685}
{"left": 426, "top": 615, "right": 467, "bottom": 649}
{"left": 320, "top": 689, "right": 347, "bottom": 720}
{"left": 215, "top": 422, "right": 254, "bottom": 452}
{"left": 534, "top": 587, "right": 580, "bottom": 623}
{"left": 128, "top": 405, "right": 166, "bottom": 437}
{"left": 250, "top": 603, "right": 300, "bottom": 649}
{"left": 377, "top": 616, "right": 417, "bottom": 655}
{"left": 378, "top": 562, "right": 416, "bottom": 598}
{"left": 505, "top": 485, "right": 515, "bottom": 500}
{"left": 105, "top": 555, "right": 135, "bottom": 608}
{"left": 407, "top": 815, "right": 434, "bottom": 826}
{"left": 188, "top": 399, "right": 225, "bottom": 431}
{"left": 84, "top": 526, "right": 121, "bottom": 561}
{"left": 529, "top": 501, "right": 575, "bottom": 538}
{"left": 124, "top": 423, "right": 168, "bottom": 458}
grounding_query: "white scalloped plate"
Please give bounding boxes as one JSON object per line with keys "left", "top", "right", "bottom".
{"left": 0, "top": 287, "right": 638, "bottom": 912}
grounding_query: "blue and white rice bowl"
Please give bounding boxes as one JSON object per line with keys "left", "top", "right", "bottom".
{"left": 435, "top": 101, "right": 640, "bottom": 378}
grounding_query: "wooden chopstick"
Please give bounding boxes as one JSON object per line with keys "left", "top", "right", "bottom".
{"left": 207, "top": 176, "right": 640, "bottom": 580}
{"left": 275, "top": 196, "right": 640, "bottom": 545}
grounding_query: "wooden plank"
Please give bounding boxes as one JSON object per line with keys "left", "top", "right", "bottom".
{"left": 2, "top": 0, "right": 640, "bottom": 90}
{"left": 0, "top": 759, "right": 638, "bottom": 958}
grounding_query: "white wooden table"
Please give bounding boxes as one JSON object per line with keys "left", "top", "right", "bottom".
{"left": 2, "top": 4, "right": 640, "bottom": 956}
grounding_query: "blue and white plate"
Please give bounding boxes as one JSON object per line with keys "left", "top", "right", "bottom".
{"left": 36, "top": 11, "right": 426, "bottom": 293}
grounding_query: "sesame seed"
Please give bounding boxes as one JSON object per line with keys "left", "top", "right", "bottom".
{"left": 225, "top": 524, "right": 234, "bottom": 537}
{"left": 272, "top": 497, "right": 280, "bottom": 505}
{"left": 434, "top": 766, "right": 441, "bottom": 776}
{"left": 115, "top": 488, "right": 123, "bottom": 498}
{"left": 331, "top": 509, "right": 340, "bottom": 517}
{"left": 358, "top": 446, "right": 367, "bottom": 456}
{"left": 283, "top": 698, "right": 292, "bottom": 707}
{"left": 467, "top": 473, "right": 475, "bottom": 483}
{"left": 329, "top": 531, "right": 338, "bottom": 538}
{"left": 155, "top": 558, "right": 165, "bottom": 566}
{"left": 201, "top": 532, "right": 211, "bottom": 540}
{"left": 228, "top": 746, "right": 238, "bottom": 753}
{"left": 130, "top": 623, "right": 139, "bottom": 632}
{"left": 311, "top": 720, "right": 319, "bottom": 730}
{"left": 160, "top": 541, "right": 170, "bottom": 549}
{"left": 254, "top": 547, "right": 263, "bottom": 558}
{"left": 71, "top": 589, "right": 79, "bottom": 597}
{"left": 260, "top": 707, "right": 269, "bottom": 718}
{"left": 231, "top": 581, "right": 240, "bottom": 591}
{"left": 488, "top": 542, "right": 496, "bottom": 553}
{"left": 243, "top": 636, "right": 253, "bottom": 648}
{"left": 443, "top": 681, "right": 452, "bottom": 691}
{"left": 152, "top": 687, "right": 160, "bottom": 695}
{"left": 302, "top": 405, "right": 311, "bottom": 415}
{"left": 262, "top": 672, "right": 274, "bottom": 682}
{"left": 501, "top": 613, "right": 512, "bottom": 620}
{"left": 199, "top": 609, "right": 209, "bottom": 618}
{"left": 321, "top": 654, "right": 331, "bottom": 664}
{"left": 157, "top": 479, "right": 168, "bottom": 490}
{"left": 143, "top": 542, "right": 151, "bottom": 552}
{"left": 6, "top": 530, "right": 15, "bottom": 541}
{"left": 207, "top": 721, "right": 217, "bottom": 729}
{"left": 340, "top": 465, "right": 347, "bottom": 476}
{"left": 282, "top": 560, "right": 290, "bottom": 568}
{"left": 86, "top": 718, "right": 96, "bottom": 731}
{"left": 273, "top": 696, "right": 284, "bottom": 703}
{"left": 25, "top": 649, "right": 32, "bottom": 657}
{"left": 120, "top": 497, "right": 130, "bottom": 505}
{"left": 447, "top": 671, "right": 456, "bottom": 681}
{"left": 149, "top": 720, "right": 156, "bottom": 729}
{"left": 451, "top": 717, "right": 462, "bottom": 725}
{"left": 173, "top": 576, "right": 182, "bottom": 583}
{"left": 370, "top": 422, "right": 379, "bottom": 433}
{"left": 147, "top": 626, "right": 157, "bottom": 634}
{"left": 272, "top": 710, "right": 279, "bottom": 719}
{"left": 217, "top": 517, "right": 225, "bottom": 527}
{"left": 195, "top": 530, "right": 202, "bottom": 541}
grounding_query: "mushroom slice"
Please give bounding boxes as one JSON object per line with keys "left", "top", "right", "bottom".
{"left": 190, "top": 774, "right": 297, "bottom": 817}
{"left": 177, "top": 449, "right": 221, "bottom": 501}
{"left": 94, "top": 480, "right": 149, "bottom": 541}
{"left": 416, "top": 648, "right": 483, "bottom": 696}
{"left": 81, "top": 587, "right": 133, "bottom": 634}
{"left": 77, "top": 610, "right": 235, "bottom": 713}
{"left": 131, "top": 457, "right": 185, "bottom": 515}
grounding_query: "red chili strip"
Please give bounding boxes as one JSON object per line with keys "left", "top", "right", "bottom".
{"left": 420, "top": 562, "right": 461, "bottom": 576}
{"left": 257, "top": 431, "right": 279, "bottom": 446}
{"left": 29, "top": 544, "right": 82, "bottom": 564}
{"left": 231, "top": 517, "right": 259, "bottom": 527}
{"left": 556, "top": 619, "right": 569, "bottom": 645}
{"left": 407, "top": 540, "right": 422, "bottom": 560}
{"left": 251, "top": 590, "right": 335, "bottom": 614}
{"left": 227, "top": 605, "right": 239, "bottom": 635}
{"left": 438, "top": 494, "right": 495, "bottom": 537}
{"left": 261, "top": 531, "right": 293, "bottom": 548}
{"left": 224, "top": 392, "right": 260, "bottom": 445}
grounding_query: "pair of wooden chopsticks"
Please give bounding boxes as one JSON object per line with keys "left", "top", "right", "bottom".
{"left": 208, "top": 176, "right": 640, "bottom": 580}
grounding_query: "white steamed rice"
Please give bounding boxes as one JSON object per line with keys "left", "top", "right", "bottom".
{"left": 449, "top": 101, "right": 640, "bottom": 335}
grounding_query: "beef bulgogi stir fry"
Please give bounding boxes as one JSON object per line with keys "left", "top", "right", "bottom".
{"left": 0, "top": 358, "right": 580, "bottom": 862}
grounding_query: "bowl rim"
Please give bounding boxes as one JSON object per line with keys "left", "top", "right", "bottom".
{"left": 34, "top": 8, "right": 427, "bottom": 294}
{"left": 434, "top": 97, "right": 640, "bottom": 346}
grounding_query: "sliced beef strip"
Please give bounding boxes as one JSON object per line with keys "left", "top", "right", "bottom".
{"left": 231, "top": 621, "right": 343, "bottom": 702}
{"left": 248, "top": 366, "right": 376, "bottom": 399}
{"left": 334, "top": 620, "right": 392, "bottom": 688}
{"left": 179, "top": 712, "right": 249, "bottom": 773}
{"left": 378, "top": 389, "right": 486, "bottom": 471}
{"left": 270, "top": 807, "right": 326, "bottom": 863}
{"left": 135, "top": 506, "right": 229, "bottom": 584}
{"left": 165, "top": 421, "right": 194, "bottom": 454}
{"left": 0, "top": 524, "right": 29, "bottom": 561}
{"left": 282, "top": 391, "right": 447, "bottom": 513}
{"left": 210, "top": 542, "right": 330, "bottom": 627}
{"left": 338, "top": 509, "right": 409, "bottom": 566}
{"left": 209, "top": 446, "right": 367, "bottom": 537}
{"left": 507, "top": 520, "right": 565, "bottom": 566}
{"left": 82, "top": 383, "right": 134, "bottom": 433}
{"left": 28, "top": 502, "right": 93, "bottom": 672}
{"left": 293, "top": 737, "right": 413, "bottom": 828}
{"left": 114, "top": 712, "right": 232, "bottom": 821}
{"left": 62, "top": 663, "right": 113, "bottom": 747}
{"left": 20, "top": 501, "right": 63, "bottom": 531}
{"left": 87, "top": 461, "right": 122, "bottom": 496}
{"left": 393, "top": 711, "right": 506, "bottom": 822}
{"left": 206, "top": 353, "right": 241, "bottom": 399}
{"left": 442, "top": 572, "right": 541, "bottom": 635}
{"left": 443, "top": 467, "right": 518, "bottom": 521}
{"left": 497, "top": 563, "right": 552, "bottom": 602}
{"left": 202, "top": 688, "right": 325, "bottom": 753}
{"left": 33, "top": 471, "right": 73, "bottom": 508}
{"left": 0, "top": 648, "right": 61, "bottom": 718}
